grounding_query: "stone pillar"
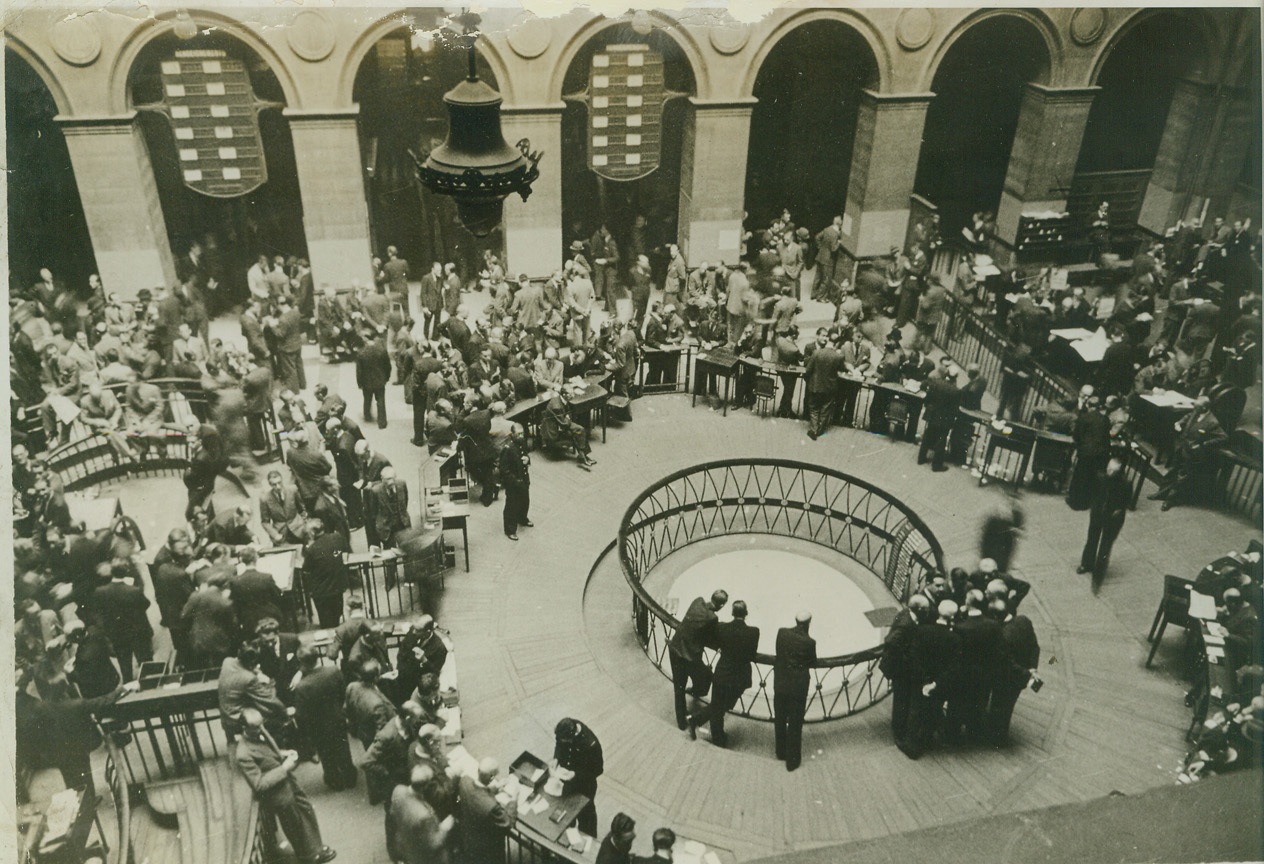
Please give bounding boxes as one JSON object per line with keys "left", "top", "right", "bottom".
{"left": 996, "top": 84, "right": 1100, "bottom": 246}
{"left": 1138, "top": 78, "right": 1216, "bottom": 232}
{"left": 57, "top": 114, "right": 175, "bottom": 300}
{"left": 284, "top": 109, "right": 374, "bottom": 290}
{"left": 501, "top": 104, "right": 564, "bottom": 278}
{"left": 841, "top": 91, "right": 933, "bottom": 259}
{"left": 677, "top": 98, "right": 756, "bottom": 267}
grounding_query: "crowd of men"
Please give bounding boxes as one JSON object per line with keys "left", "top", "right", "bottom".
{"left": 10, "top": 195, "right": 1261, "bottom": 861}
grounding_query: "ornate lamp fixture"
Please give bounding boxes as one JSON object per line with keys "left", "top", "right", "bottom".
{"left": 410, "top": 10, "right": 542, "bottom": 237}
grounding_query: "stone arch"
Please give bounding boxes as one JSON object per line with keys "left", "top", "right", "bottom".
{"left": 920, "top": 8, "right": 1061, "bottom": 92}
{"left": 1088, "top": 8, "right": 1216, "bottom": 87}
{"left": 340, "top": 9, "right": 514, "bottom": 107}
{"left": 549, "top": 11, "right": 707, "bottom": 102}
{"left": 108, "top": 8, "right": 300, "bottom": 114}
{"left": 740, "top": 8, "right": 889, "bottom": 97}
{"left": 6, "top": 34, "right": 72, "bottom": 116}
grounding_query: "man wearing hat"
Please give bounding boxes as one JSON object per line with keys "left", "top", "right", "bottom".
{"left": 569, "top": 239, "right": 592, "bottom": 276}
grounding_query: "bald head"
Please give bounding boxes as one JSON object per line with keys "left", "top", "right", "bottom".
{"left": 795, "top": 610, "right": 812, "bottom": 627}
{"left": 937, "top": 599, "right": 959, "bottom": 621}
{"left": 477, "top": 757, "right": 500, "bottom": 784}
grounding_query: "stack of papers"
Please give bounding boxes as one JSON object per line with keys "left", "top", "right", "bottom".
{"left": 1189, "top": 591, "right": 1218, "bottom": 621}
{"left": 1071, "top": 329, "right": 1111, "bottom": 362}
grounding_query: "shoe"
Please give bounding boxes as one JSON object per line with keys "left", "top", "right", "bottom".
{"left": 506, "top": 533, "right": 518, "bottom": 541}
{"left": 807, "top": 430, "right": 818, "bottom": 440}
{"left": 917, "top": 457, "right": 927, "bottom": 465}
{"left": 311, "top": 847, "right": 337, "bottom": 864}
{"left": 1076, "top": 566, "right": 1090, "bottom": 574}
{"left": 685, "top": 719, "right": 697, "bottom": 740}
{"left": 932, "top": 465, "right": 948, "bottom": 473}
{"left": 411, "top": 438, "right": 426, "bottom": 447}
{"left": 577, "top": 461, "right": 592, "bottom": 471}
{"left": 785, "top": 762, "right": 799, "bottom": 772}
{"left": 1161, "top": 501, "right": 1174, "bottom": 512}
{"left": 521, "top": 520, "right": 535, "bottom": 528}
{"left": 585, "top": 457, "right": 598, "bottom": 466}
{"left": 1146, "top": 491, "right": 1166, "bottom": 501}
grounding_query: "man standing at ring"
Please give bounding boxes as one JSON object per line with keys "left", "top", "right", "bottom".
{"left": 668, "top": 589, "right": 728, "bottom": 730}
{"left": 774, "top": 611, "right": 816, "bottom": 771}
{"left": 685, "top": 600, "right": 759, "bottom": 747}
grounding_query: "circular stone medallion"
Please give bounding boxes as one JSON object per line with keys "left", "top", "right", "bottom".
{"left": 1070, "top": 7, "right": 1107, "bottom": 46}
{"left": 287, "top": 10, "right": 336, "bottom": 63}
{"left": 507, "top": 13, "right": 551, "bottom": 59}
{"left": 50, "top": 14, "right": 102, "bottom": 67}
{"left": 895, "top": 8, "right": 935, "bottom": 52}
{"left": 708, "top": 23, "right": 750, "bottom": 55}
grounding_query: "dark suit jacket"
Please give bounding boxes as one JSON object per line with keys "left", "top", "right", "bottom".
{"left": 218, "top": 656, "right": 286, "bottom": 729}
{"left": 303, "top": 532, "right": 351, "bottom": 597}
{"left": 773, "top": 627, "right": 816, "bottom": 694}
{"left": 356, "top": 339, "right": 392, "bottom": 392}
{"left": 805, "top": 346, "right": 844, "bottom": 394}
{"left": 457, "top": 775, "right": 516, "bottom": 863}
{"left": 910, "top": 622, "right": 961, "bottom": 691}
{"left": 670, "top": 597, "right": 718, "bottom": 663}
{"left": 257, "top": 634, "right": 301, "bottom": 703}
{"left": 923, "top": 377, "right": 961, "bottom": 424}
{"left": 879, "top": 607, "right": 919, "bottom": 680}
{"left": 954, "top": 613, "right": 1004, "bottom": 690}
{"left": 90, "top": 581, "right": 153, "bottom": 644}
{"left": 713, "top": 619, "right": 760, "bottom": 691}
{"left": 230, "top": 569, "right": 286, "bottom": 634}
{"left": 153, "top": 562, "right": 195, "bottom": 628}
{"left": 286, "top": 448, "right": 332, "bottom": 504}
{"left": 998, "top": 615, "right": 1040, "bottom": 690}
{"left": 345, "top": 680, "right": 395, "bottom": 749}
{"left": 236, "top": 731, "right": 300, "bottom": 809}
{"left": 499, "top": 440, "right": 530, "bottom": 489}
{"left": 369, "top": 479, "right": 411, "bottom": 544}
{"left": 292, "top": 666, "right": 348, "bottom": 736}
{"left": 554, "top": 722, "right": 603, "bottom": 796}
{"left": 360, "top": 452, "right": 392, "bottom": 484}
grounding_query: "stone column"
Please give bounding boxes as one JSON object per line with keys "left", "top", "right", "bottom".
{"left": 501, "top": 104, "right": 564, "bottom": 278}
{"left": 1138, "top": 78, "right": 1217, "bottom": 232}
{"left": 677, "top": 98, "right": 757, "bottom": 267}
{"left": 842, "top": 91, "right": 934, "bottom": 259}
{"left": 284, "top": 109, "right": 374, "bottom": 290}
{"left": 57, "top": 114, "right": 175, "bottom": 299}
{"left": 995, "top": 84, "right": 1100, "bottom": 246}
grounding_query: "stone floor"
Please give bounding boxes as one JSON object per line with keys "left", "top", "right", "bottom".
{"left": 86, "top": 318, "right": 1260, "bottom": 863}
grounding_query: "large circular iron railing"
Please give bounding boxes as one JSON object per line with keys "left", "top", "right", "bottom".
{"left": 619, "top": 459, "right": 946, "bottom": 722}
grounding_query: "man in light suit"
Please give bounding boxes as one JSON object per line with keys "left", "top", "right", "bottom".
{"left": 456, "top": 758, "right": 517, "bottom": 864}
{"left": 236, "top": 707, "right": 337, "bottom": 864}
{"left": 813, "top": 215, "right": 843, "bottom": 300}
{"left": 368, "top": 465, "right": 410, "bottom": 549}
{"left": 260, "top": 470, "right": 307, "bottom": 546}
{"left": 685, "top": 599, "right": 759, "bottom": 747}
{"left": 387, "top": 764, "right": 454, "bottom": 864}
{"left": 218, "top": 643, "right": 288, "bottom": 739}
{"left": 417, "top": 261, "right": 443, "bottom": 340}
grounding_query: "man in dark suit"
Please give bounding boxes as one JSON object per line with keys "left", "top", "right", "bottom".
{"left": 89, "top": 563, "right": 154, "bottom": 681}
{"left": 918, "top": 366, "right": 960, "bottom": 471}
{"left": 285, "top": 431, "right": 332, "bottom": 512}
{"left": 219, "top": 643, "right": 288, "bottom": 738}
{"left": 260, "top": 471, "right": 307, "bottom": 546}
{"left": 417, "top": 260, "right": 442, "bottom": 340}
{"left": 240, "top": 301, "right": 270, "bottom": 364}
{"left": 291, "top": 647, "right": 357, "bottom": 791}
{"left": 901, "top": 599, "right": 962, "bottom": 759}
{"left": 269, "top": 296, "right": 306, "bottom": 394}
{"left": 302, "top": 518, "right": 350, "bottom": 627}
{"left": 254, "top": 617, "right": 301, "bottom": 706}
{"left": 500, "top": 425, "right": 532, "bottom": 541}
{"left": 208, "top": 504, "right": 257, "bottom": 550}
{"left": 1078, "top": 455, "right": 1131, "bottom": 580}
{"left": 553, "top": 718, "right": 603, "bottom": 836}
{"left": 153, "top": 536, "right": 196, "bottom": 662}
{"left": 685, "top": 599, "right": 759, "bottom": 746}
{"left": 236, "top": 707, "right": 336, "bottom": 864}
{"left": 804, "top": 337, "right": 844, "bottom": 440}
{"left": 457, "top": 757, "right": 517, "bottom": 864}
{"left": 231, "top": 547, "right": 287, "bottom": 635}
{"left": 773, "top": 611, "right": 817, "bottom": 771}
{"left": 668, "top": 590, "right": 728, "bottom": 729}
{"left": 368, "top": 466, "right": 411, "bottom": 549}
{"left": 880, "top": 593, "right": 931, "bottom": 751}
{"left": 344, "top": 659, "right": 395, "bottom": 750}
{"left": 987, "top": 598, "right": 1041, "bottom": 745}
{"left": 355, "top": 328, "right": 391, "bottom": 429}
{"left": 944, "top": 590, "right": 1003, "bottom": 743}
{"left": 312, "top": 479, "right": 352, "bottom": 548}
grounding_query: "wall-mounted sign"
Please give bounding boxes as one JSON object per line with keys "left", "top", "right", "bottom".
{"left": 146, "top": 50, "right": 274, "bottom": 197}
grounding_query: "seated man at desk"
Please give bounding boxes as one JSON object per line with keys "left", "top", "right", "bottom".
{"left": 542, "top": 390, "right": 597, "bottom": 470}
{"left": 1146, "top": 396, "right": 1229, "bottom": 511}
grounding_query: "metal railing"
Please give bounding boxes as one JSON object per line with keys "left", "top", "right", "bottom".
{"left": 618, "top": 459, "right": 945, "bottom": 723}
{"left": 103, "top": 735, "right": 132, "bottom": 864}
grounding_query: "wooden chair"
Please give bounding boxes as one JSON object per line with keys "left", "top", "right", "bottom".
{"left": 1146, "top": 573, "right": 1196, "bottom": 668}
{"left": 752, "top": 374, "right": 777, "bottom": 417}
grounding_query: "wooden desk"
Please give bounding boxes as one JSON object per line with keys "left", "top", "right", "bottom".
{"left": 65, "top": 494, "right": 121, "bottom": 532}
{"left": 875, "top": 382, "right": 926, "bottom": 442}
{"left": 437, "top": 498, "right": 471, "bottom": 572}
{"left": 693, "top": 348, "right": 740, "bottom": 416}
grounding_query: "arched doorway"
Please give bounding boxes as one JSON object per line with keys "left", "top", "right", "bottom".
{"left": 914, "top": 16, "right": 1050, "bottom": 238}
{"left": 130, "top": 28, "right": 305, "bottom": 309}
{"left": 353, "top": 14, "right": 504, "bottom": 285}
{"left": 560, "top": 23, "right": 697, "bottom": 278}
{"left": 6, "top": 48, "right": 97, "bottom": 296}
{"left": 744, "top": 20, "right": 878, "bottom": 235}
{"left": 1074, "top": 13, "right": 1211, "bottom": 237}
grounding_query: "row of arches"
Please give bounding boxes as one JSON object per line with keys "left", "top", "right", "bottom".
{"left": 6, "top": 8, "right": 1252, "bottom": 295}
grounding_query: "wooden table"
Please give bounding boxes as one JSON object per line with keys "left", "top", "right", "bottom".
{"left": 874, "top": 381, "right": 926, "bottom": 442}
